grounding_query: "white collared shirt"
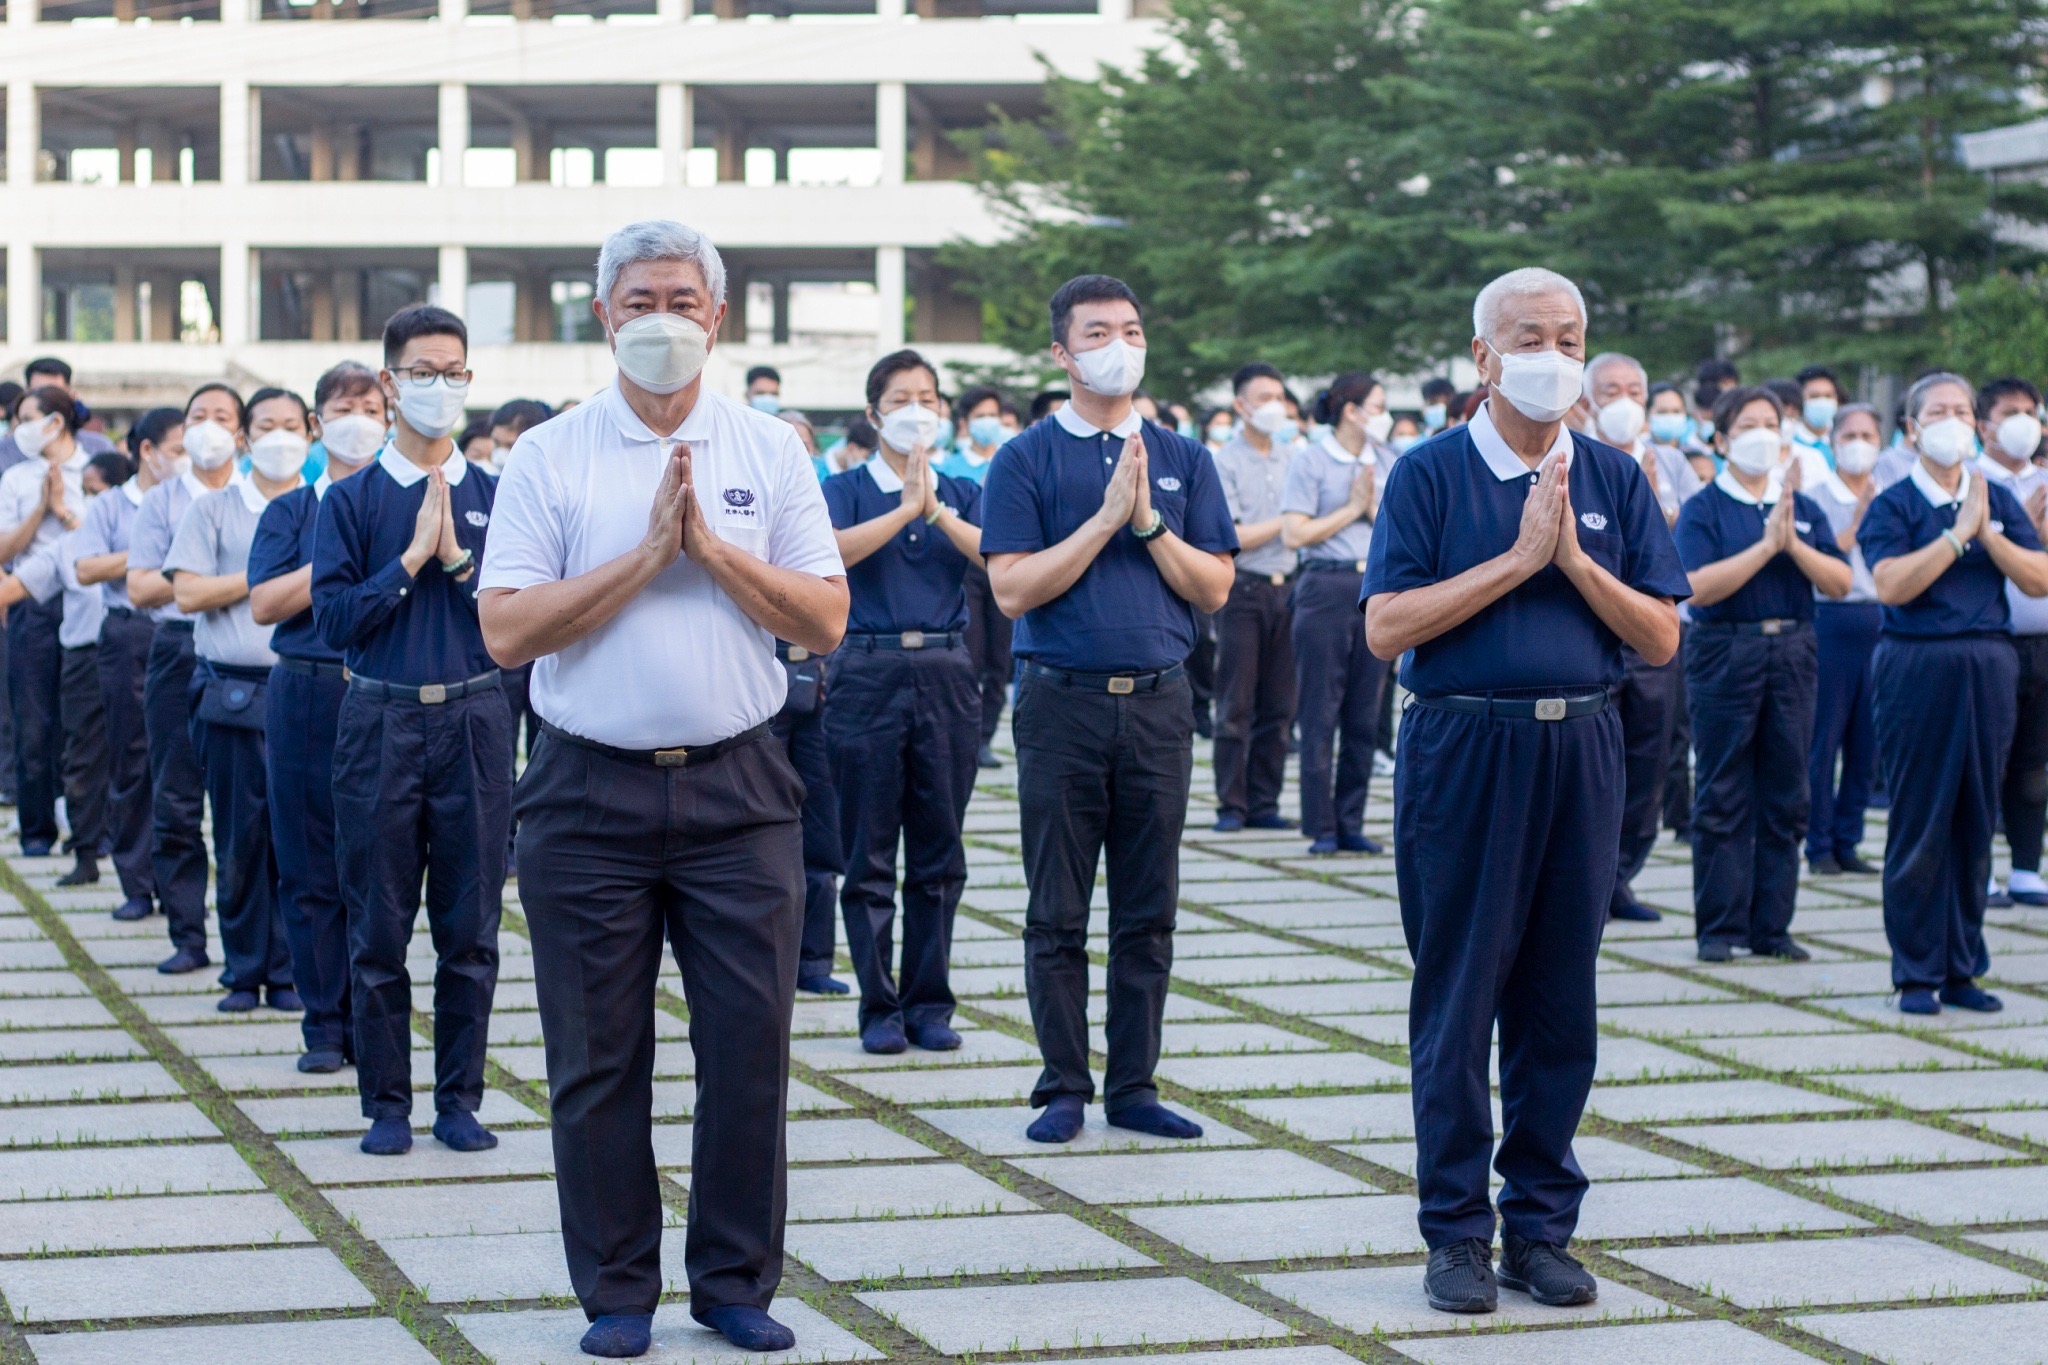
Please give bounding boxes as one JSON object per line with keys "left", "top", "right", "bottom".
{"left": 867, "top": 455, "right": 905, "bottom": 495}
{"left": 1713, "top": 468, "right": 1783, "bottom": 507}
{"left": 1468, "top": 401, "right": 1572, "bottom": 482}
{"left": 1052, "top": 403, "right": 1144, "bottom": 440}
{"left": 479, "top": 383, "right": 845, "bottom": 748}
{"left": 1976, "top": 453, "right": 2048, "bottom": 633}
{"left": 376, "top": 442, "right": 471, "bottom": 489}
{"left": 0, "top": 448, "right": 90, "bottom": 569}
{"left": 1909, "top": 457, "right": 1969, "bottom": 508}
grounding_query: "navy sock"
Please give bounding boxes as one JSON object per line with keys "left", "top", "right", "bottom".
{"left": 1026, "top": 1094, "right": 1085, "bottom": 1144}
{"left": 433, "top": 1110, "right": 499, "bottom": 1152}
{"left": 359, "top": 1116, "right": 412, "bottom": 1156}
{"left": 1108, "top": 1102, "right": 1203, "bottom": 1139}
{"left": 697, "top": 1305, "right": 795, "bottom": 1352}
{"left": 580, "top": 1312, "right": 653, "bottom": 1358}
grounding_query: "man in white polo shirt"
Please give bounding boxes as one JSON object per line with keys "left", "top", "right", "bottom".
{"left": 479, "top": 220, "right": 847, "bottom": 1362}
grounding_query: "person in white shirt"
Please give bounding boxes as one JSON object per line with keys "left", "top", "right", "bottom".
{"left": 479, "top": 220, "right": 847, "bottom": 1361}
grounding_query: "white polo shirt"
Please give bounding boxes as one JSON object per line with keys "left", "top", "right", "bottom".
{"left": 480, "top": 382, "right": 844, "bottom": 748}
{"left": 0, "top": 448, "right": 90, "bottom": 570}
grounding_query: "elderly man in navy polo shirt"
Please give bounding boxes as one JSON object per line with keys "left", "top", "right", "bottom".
{"left": 981, "top": 274, "right": 1238, "bottom": 1146}
{"left": 1363, "top": 268, "right": 1690, "bottom": 1315}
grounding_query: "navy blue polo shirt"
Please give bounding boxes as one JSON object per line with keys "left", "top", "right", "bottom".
{"left": 1674, "top": 480, "right": 1845, "bottom": 626}
{"left": 822, "top": 461, "right": 982, "bottom": 634}
{"left": 247, "top": 482, "right": 342, "bottom": 663}
{"left": 1858, "top": 466, "right": 2042, "bottom": 638}
{"left": 979, "top": 412, "right": 1238, "bottom": 672}
{"left": 1361, "top": 406, "right": 1692, "bottom": 695}
{"left": 310, "top": 449, "right": 497, "bottom": 684}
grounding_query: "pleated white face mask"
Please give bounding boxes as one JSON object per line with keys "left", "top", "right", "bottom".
{"left": 1069, "top": 339, "right": 1147, "bottom": 397}
{"left": 611, "top": 312, "right": 710, "bottom": 396}
{"left": 1486, "top": 343, "right": 1585, "bottom": 424}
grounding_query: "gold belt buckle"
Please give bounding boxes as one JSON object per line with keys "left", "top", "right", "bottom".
{"left": 1268, "top": 572, "right": 1285, "bottom": 587}
{"left": 1761, "top": 619, "right": 1783, "bottom": 636}
{"left": 418, "top": 683, "right": 447, "bottom": 705}
{"left": 785, "top": 646, "right": 809, "bottom": 663}
{"left": 1107, "top": 676, "right": 1136, "bottom": 695}
{"left": 1533, "top": 697, "right": 1567, "bottom": 721}
{"left": 900, "top": 630, "right": 926, "bottom": 650}
{"left": 654, "top": 747, "right": 690, "bottom": 768}
{"left": 1354, "top": 559, "right": 1367, "bottom": 573}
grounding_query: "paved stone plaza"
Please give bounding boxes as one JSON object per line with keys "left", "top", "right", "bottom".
{"left": 2, "top": 739, "right": 2048, "bottom": 1364}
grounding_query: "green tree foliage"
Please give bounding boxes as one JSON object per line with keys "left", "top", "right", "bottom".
{"left": 1947, "top": 270, "right": 2048, "bottom": 386}
{"left": 944, "top": 0, "right": 2048, "bottom": 395}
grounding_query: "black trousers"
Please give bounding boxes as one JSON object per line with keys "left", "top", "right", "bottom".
{"left": 519, "top": 728, "right": 802, "bottom": 1321}
{"left": 8, "top": 596, "right": 63, "bottom": 847}
{"left": 826, "top": 644, "right": 978, "bottom": 1030}
{"left": 96, "top": 610, "right": 155, "bottom": 902}
{"left": 1663, "top": 625, "right": 1693, "bottom": 836}
{"left": 333, "top": 686, "right": 511, "bottom": 1120}
{"left": 1876, "top": 635, "right": 2015, "bottom": 990}
{"left": 1687, "top": 625, "right": 1818, "bottom": 951}
{"left": 58, "top": 642, "right": 109, "bottom": 858}
{"left": 1292, "top": 569, "right": 1388, "bottom": 842}
{"left": 189, "top": 663, "right": 290, "bottom": 994}
{"left": 0, "top": 614, "right": 13, "bottom": 802}
{"left": 1187, "top": 614, "right": 1217, "bottom": 730}
{"left": 267, "top": 663, "right": 351, "bottom": 1053}
{"left": 144, "top": 621, "right": 208, "bottom": 951}
{"left": 961, "top": 561, "right": 1013, "bottom": 746}
{"left": 1212, "top": 573, "right": 1296, "bottom": 824}
{"left": 2003, "top": 633, "right": 2048, "bottom": 874}
{"left": 1609, "top": 643, "right": 1682, "bottom": 914}
{"left": 770, "top": 671, "right": 843, "bottom": 984}
{"left": 1015, "top": 667, "right": 1191, "bottom": 1114}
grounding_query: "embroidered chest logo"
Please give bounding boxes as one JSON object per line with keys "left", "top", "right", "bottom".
{"left": 465, "top": 510, "right": 488, "bottom": 528}
{"left": 722, "top": 487, "right": 757, "bottom": 517}
{"left": 1580, "top": 512, "right": 1608, "bottom": 531}
{"left": 1156, "top": 476, "right": 1182, "bottom": 493}
{"left": 1795, "top": 520, "right": 1811, "bottom": 533}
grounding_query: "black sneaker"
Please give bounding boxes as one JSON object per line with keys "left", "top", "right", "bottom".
{"left": 1809, "top": 854, "right": 1842, "bottom": 876}
{"left": 1498, "top": 1233, "right": 1597, "bottom": 1306}
{"left": 1752, "top": 939, "right": 1812, "bottom": 961}
{"left": 1697, "top": 939, "right": 1734, "bottom": 963}
{"left": 1424, "top": 1237, "right": 1497, "bottom": 1313}
{"left": 1837, "top": 852, "right": 1880, "bottom": 875}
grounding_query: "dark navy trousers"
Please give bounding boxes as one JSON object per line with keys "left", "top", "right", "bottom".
{"left": 333, "top": 686, "right": 510, "bottom": 1120}
{"left": 1806, "top": 603, "right": 1881, "bottom": 864}
{"left": 58, "top": 643, "right": 109, "bottom": 858}
{"left": 826, "top": 644, "right": 978, "bottom": 1031}
{"left": 1398, "top": 699, "right": 1621, "bottom": 1250}
{"left": 1608, "top": 644, "right": 1682, "bottom": 914}
{"left": 1292, "top": 568, "right": 1388, "bottom": 842}
{"left": 143, "top": 621, "right": 209, "bottom": 952}
{"left": 188, "top": 662, "right": 290, "bottom": 994}
{"left": 8, "top": 596, "right": 62, "bottom": 848}
{"left": 96, "top": 610, "right": 155, "bottom": 904}
{"left": 1875, "top": 635, "right": 2016, "bottom": 990}
{"left": 770, "top": 663, "right": 842, "bottom": 985}
{"left": 1686, "top": 624, "right": 1818, "bottom": 951}
{"left": 266, "top": 662, "right": 351, "bottom": 1053}
{"left": 1212, "top": 573, "right": 1296, "bottom": 824}
{"left": 2001, "top": 633, "right": 2048, "bottom": 875}
{"left": 961, "top": 561, "right": 1013, "bottom": 746}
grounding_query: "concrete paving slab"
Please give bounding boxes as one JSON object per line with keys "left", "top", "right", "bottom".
{"left": 1803, "top": 1166, "right": 2048, "bottom": 1225}
{"left": 1600, "top": 1001, "right": 1856, "bottom": 1038}
{"left": 1255, "top": 1264, "right": 1681, "bottom": 1333}
{"left": 1586, "top": 1079, "right": 1865, "bottom": 1123}
{"left": 784, "top": 1118, "right": 939, "bottom": 1164}
{"left": 1235, "top": 1091, "right": 1452, "bottom": 1141}
{"left": 1786, "top": 1300, "right": 2048, "bottom": 1364}
{"left": 1153, "top": 1051, "right": 1407, "bottom": 1093}
{"left": 0, "top": 1142, "right": 260, "bottom": 1201}
{"left": 1122, "top": 1193, "right": 1426, "bottom": 1261}
{"left": 792, "top": 1030, "right": 1039, "bottom": 1072}
{"left": 858, "top": 1276, "right": 1290, "bottom": 1352}
{"left": 1574, "top": 1176, "right": 1868, "bottom": 1240}
{"left": 280, "top": 1126, "right": 558, "bottom": 1184}
{"left": 789, "top": 1211, "right": 1157, "bottom": 1281}
{"left": 972, "top": 993, "right": 1235, "bottom": 1027}
{"left": 0, "top": 972, "right": 90, "bottom": 999}
{"left": 0, "top": 1029, "right": 146, "bottom": 1062}
{"left": 1340, "top": 1135, "right": 1703, "bottom": 1182}
{"left": 0, "top": 1060, "right": 181, "bottom": 1103}
{"left": 0, "top": 1100, "right": 220, "bottom": 1148}
{"left": 200, "top": 1049, "right": 437, "bottom": 1094}
{"left": 1595, "top": 972, "right": 1741, "bottom": 1006}
{"left": 1013, "top": 1147, "right": 1376, "bottom": 1204}
{"left": 1229, "top": 980, "right": 1412, "bottom": 1014}
{"left": 1385, "top": 1319, "right": 1821, "bottom": 1364}
{"left": 1311, "top": 1013, "right": 1411, "bottom": 1047}
{"left": 1827, "top": 1068, "right": 2048, "bottom": 1111}
{"left": 0, "top": 1244, "right": 374, "bottom": 1322}
{"left": 1692, "top": 1032, "right": 1994, "bottom": 1073}
{"left": 1169, "top": 955, "right": 1395, "bottom": 986}
{"left": 1124, "top": 1021, "right": 1332, "bottom": 1055}
{"left": 236, "top": 1090, "right": 541, "bottom": 1137}
{"left": 1620, "top": 1233, "right": 2041, "bottom": 1308}
{"left": 450, "top": 1300, "right": 880, "bottom": 1364}
{"left": 388, "top": 1226, "right": 684, "bottom": 1302}
{"left": 1826, "top": 993, "right": 2048, "bottom": 1030}
{"left": 915, "top": 1104, "right": 1255, "bottom": 1156}
{"left": 841, "top": 1064, "right": 1041, "bottom": 1105}
{"left": 0, "top": 997, "right": 119, "bottom": 1031}
{"left": 1961, "top": 1109, "right": 2048, "bottom": 1143}
{"left": 23, "top": 1318, "right": 437, "bottom": 1365}
{"left": 1657, "top": 1117, "right": 2021, "bottom": 1170}
{"left": 1591, "top": 1037, "right": 1729, "bottom": 1082}
{"left": 781, "top": 1161, "right": 1035, "bottom": 1221}
{"left": 0, "top": 1190, "right": 312, "bottom": 1254}
{"left": 330, "top": 1178, "right": 616, "bottom": 1239}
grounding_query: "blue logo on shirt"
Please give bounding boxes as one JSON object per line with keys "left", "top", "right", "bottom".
{"left": 723, "top": 488, "right": 755, "bottom": 508}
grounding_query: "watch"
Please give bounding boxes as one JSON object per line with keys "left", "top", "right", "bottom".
{"left": 1133, "top": 510, "right": 1167, "bottom": 541}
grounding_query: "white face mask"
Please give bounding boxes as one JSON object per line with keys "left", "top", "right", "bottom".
{"left": 489, "top": 444, "right": 514, "bottom": 474}
{"left": 610, "top": 311, "right": 710, "bottom": 396}
{"left": 1486, "top": 342, "right": 1585, "bottom": 424}
{"left": 392, "top": 377, "right": 469, "bottom": 441}
{"left": 1833, "top": 438, "right": 1880, "bottom": 475}
{"left": 248, "top": 430, "right": 308, "bottom": 482}
{"left": 1247, "top": 400, "right": 1291, "bottom": 436}
{"left": 1726, "top": 427, "right": 1782, "bottom": 477}
{"left": 1997, "top": 412, "right": 2044, "bottom": 461}
{"left": 320, "top": 412, "right": 386, "bottom": 466}
{"left": 1595, "top": 397, "right": 1646, "bottom": 446}
{"left": 1364, "top": 410, "right": 1395, "bottom": 443}
{"left": 11, "top": 413, "right": 58, "bottom": 460}
{"left": 879, "top": 403, "right": 941, "bottom": 455}
{"left": 1068, "top": 338, "right": 1146, "bottom": 397}
{"left": 184, "top": 419, "right": 239, "bottom": 471}
{"left": 1917, "top": 416, "right": 1975, "bottom": 468}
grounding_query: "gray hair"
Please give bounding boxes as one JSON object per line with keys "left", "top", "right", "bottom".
{"left": 595, "top": 220, "right": 727, "bottom": 309}
{"left": 1472, "top": 267, "right": 1587, "bottom": 346}
{"left": 1582, "top": 351, "right": 1646, "bottom": 399}
{"left": 1902, "top": 371, "right": 1972, "bottom": 426}
{"left": 1831, "top": 401, "right": 1882, "bottom": 436}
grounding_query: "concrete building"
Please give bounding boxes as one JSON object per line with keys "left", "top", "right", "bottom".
{"left": 1, "top": 0, "right": 1168, "bottom": 417}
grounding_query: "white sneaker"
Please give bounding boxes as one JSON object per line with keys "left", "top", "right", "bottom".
{"left": 1372, "top": 752, "right": 1396, "bottom": 777}
{"left": 2010, "top": 870, "right": 2048, "bottom": 896}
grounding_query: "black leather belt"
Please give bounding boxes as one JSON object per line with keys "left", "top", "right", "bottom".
{"left": 1021, "top": 660, "right": 1185, "bottom": 695}
{"left": 202, "top": 660, "right": 272, "bottom": 683}
{"left": 1236, "top": 569, "right": 1294, "bottom": 587}
{"left": 1298, "top": 558, "right": 1367, "bottom": 575}
{"left": 105, "top": 605, "right": 142, "bottom": 619}
{"left": 1695, "top": 618, "right": 1810, "bottom": 636}
{"left": 159, "top": 619, "right": 194, "bottom": 633}
{"left": 539, "top": 717, "right": 773, "bottom": 770}
{"left": 349, "top": 668, "right": 500, "bottom": 705}
{"left": 275, "top": 656, "right": 348, "bottom": 680}
{"left": 844, "top": 631, "right": 963, "bottom": 651}
{"left": 1414, "top": 691, "right": 1609, "bottom": 721}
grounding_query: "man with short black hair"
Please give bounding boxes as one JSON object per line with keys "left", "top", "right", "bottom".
{"left": 1976, "top": 376, "right": 2048, "bottom": 908}
{"left": 746, "top": 365, "right": 782, "bottom": 413}
{"left": 1028, "top": 389, "right": 1070, "bottom": 423}
{"left": 0, "top": 359, "right": 116, "bottom": 475}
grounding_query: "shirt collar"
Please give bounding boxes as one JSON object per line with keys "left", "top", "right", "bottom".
{"left": 61, "top": 448, "right": 90, "bottom": 473}
{"left": 314, "top": 474, "right": 331, "bottom": 500}
{"left": 1714, "top": 468, "right": 1783, "bottom": 506}
{"left": 601, "top": 379, "right": 718, "bottom": 447}
{"left": 867, "top": 456, "right": 905, "bottom": 495}
{"left": 1318, "top": 433, "right": 1363, "bottom": 465}
{"left": 120, "top": 479, "right": 144, "bottom": 507}
{"left": 1469, "top": 401, "right": 1572, "bottom": 482}
{"left": 1977, "top": 452, "right": 2035, "bottom": 489}
{"left": 1911, "top": 457, "right": 1969, "bottom": 508}
{"left": 377, "top": 443, "right": 469, "bottom": 489}
{"left": 178, "top": 469, "right": 212, "bottom": 501}
{"left": 1797, "top": 446, "right": 1855, "bottom": 506}
{"left": 233, "top": 472, "right": 272, "bottom": 515}
{"left": 1052, "top": 403, "right": 1143, "bottom": 440}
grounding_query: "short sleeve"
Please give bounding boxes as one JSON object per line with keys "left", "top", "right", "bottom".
{"left": 70, "top": 494, "right": 114, "bottom": 561}
{"left": 1360, "top": 453, "right": 1441, "bottom": 596}
{"left": 1994, "top": 483, "right": 2044, "bottom": 552}
{"left": 128, "top": 493, "right": 171, "bottom": 571}
{"left": 1615, "top": 454, "right": 1692, "bottom": 599}
{"left": 767, "top": 435, "right": 847, "bottom": 579}
{"left": 12, "top": 543, "right": 60, "bottom": 604}
{"left": 247, "top": 496, "right": 303, "bottom": 589}
{"left": 822, "top": 474, "right": 858, "bottom": 531}
{"left": 952, "top": 474, "right": 982, "bottom": 528}
{"left": 1672, "top": 495, "right": 1722, "bottom": 572}
{"left": 1857, "top": 488, "right": 1916, "bottom": 568}
{"left": 476, "top": 437, "right": 568, "bottom": 592}
{"left": 1279, "top": 449, "right": 1320, "bottom": 518}
{"left": 1174, "top": 436, "right": 1238, "bottom": 554}
{"left": 1795, "top": 493, "right": 1848, "bottom": 561}
{"left": 1213, "top": 448, "right": 1248, "bottom": 522}
{"left": 978, "top": 438, "right": 1046, "bottom": 556}
{"left": 0, "top": 468, "right": 32, "bottom": 538}
{"left": 161, "top": 495, "right": 220, "bottom": 579}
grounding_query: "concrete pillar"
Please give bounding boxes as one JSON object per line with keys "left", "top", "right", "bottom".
{"left": 714, "top": 122, "right": 743, "bottom": 182}
{"left": 770, "top": 278, "right": 790, "bottom": 345}
{"left": 438, "top": 245, "right": 469, "bottom": 319}
{"left": 511, "top": 0, "right": 533, "bottom": 17}
{"left": 113, "top": 264, "right": 137, "bottom": 341}
{"left": 875, "top": 245, "right": 905, "bottom": 351}
{"left": 335, "top": 270, "right": 362, "bottom": 341}
{"left": 220, "top": 80, "right": 251, "bottom": 188}
{"left": 6, "top": 245, "right": 37, "bottom": 346}
{"left": 221, "top": 0, "right": 247, "bottom": 23}
{"left": 440, "top": 0, "right": 467, "bottom": 21}
{"left": 877, "top": 81, "right": 906, "bottom": 186}
{"left": 147, "top": 274, "right": 178, "bottom": 341}
{"left": 656, "top": 0, "right": 685, "bottom": 20}
{"left": 772, "top": 142, "right": 788, "bottom": 183}
{"left": 876, "top": 0, "right": 904, "bottom": 17}
{"left": 439, "top": 81, "right": 468, "bottom": 189}
{"left": 310, "top": 126, "right": 335, "bottom": 182}
{"left": 7, "top": 0, "right": 39, "bottom": 29}
{"left": 149, "top": 126, "right": 178, "bottom": 182}
{"left": 657, "top": 83, "right": 687, "bottom": 188}
{"left": 219, "top": 242, "right": 252, "bottom": 346}
{"left": 309, "top": 273, "right": 335, "bottom": 341}
{"left": 117, "top": 128, "right": 138, "bottom": 184}
{"left": 335, "top": 126, "right": 362, "bottom": 181}
{"left": 1099, "top": 0, "right": 1131, "bottom": 17}
{"left": 7, "top": 80, "right": 38, "bottom": 190}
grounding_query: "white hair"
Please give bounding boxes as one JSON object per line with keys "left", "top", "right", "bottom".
{"left": 1903, "top": 370, "right": 1973, "bottom": 425}
{"left": 1472, "top": 267, "right": 1587, "bottom": 347}
{"left": 1582, "top": 351, "right": 1647, "bottom": 399}
{"left": 595, "top": 220, "right": 727, "bottom": 309}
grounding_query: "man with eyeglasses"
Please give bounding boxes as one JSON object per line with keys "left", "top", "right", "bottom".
{"left": 311, "top": 304, "right": 511, "bottom": 1160}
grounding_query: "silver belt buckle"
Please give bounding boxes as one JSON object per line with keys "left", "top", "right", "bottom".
{"left": 1268, "top": 572, "right": 1286, "bottom": 587}
{"left": 654, "top": 747, "right": 690, "bottom": 768}
{"left": 900, "top": 630, "right": 926, "bottom": 650}
{"left": 1354, "top": 559, "right": 1367, "bottom": 573}
{"left": 1533, "top": 697, "right": 1568, "bottom": 721}
{"left": 1761, "top": 619, "right": 1783, "bottom": 636}
{"left": 418, "top": 683, "right": 448, "bottom": 705}
{"left": 1107, "top": 676, "right": 1136, "bottom": 695}
{"left": 786, "top": 646, "right": 809, "bottom": 663}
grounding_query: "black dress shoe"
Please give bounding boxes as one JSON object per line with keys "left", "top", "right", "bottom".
{"left": 1989, "top": 888, "right": 2016, "bottom": 908}
{"left": 1498, "top": 1233, "right": 1597, "bottom": 1306}
{"left": 976, "top": 744, "right": 1001, "bottom": 769}
{"left": 1611, "top": 899, "right": 1662, "bottom": 922}
{"left": 1245, "top": 814, "right": 1298, "bottom": 831}
{"left": 1809, "top": 854, "right": 1843, "bottom": 876}
{"left": 1752, "top": 939, "right": 1812, "bottom": 961}
{"left": 55, "top": 857, "right": 99, "bottom": 887}
{"left": 1697, "top": 939, "right": 1734, "bottom": 963}
{"left": 157, "top": 947, "right": 210, "bottom": 975}
{"left": 297, "top": 1047, "right": 347, "bottom": 1074}
{"left": 1424, "top": 1238, "right": 1498, "bottom": 1313}
{"left": 111, "top": 897, "right": 154, "bottom": 922}
{"left": 1837, "top": 852, "right": 1880, "bottom": 875}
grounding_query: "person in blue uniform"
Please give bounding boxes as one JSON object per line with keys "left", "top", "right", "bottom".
{"left": 982, "top": 274, "right": 1237, "bottom": 1147}
{"left": 1363, "top": 268, "right": 1689, "bottom": 1315}
{"left": 940, "top": 385, "right": 1017, "bottom": 769}
{"left": 312, "top": 305, "right": 511, "bottom": 1158}
{"left": 248, "top": 361, "right": 388, "bottom": 1073}
{"left": 1674, "top": 387, "right": 1851, "bottom": 963}
{"left": 824, "top": 349, "right": 984, "bottom": 1055}
{"left": 1860, "top": 371, "right": 2048, "bottom": 1016}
